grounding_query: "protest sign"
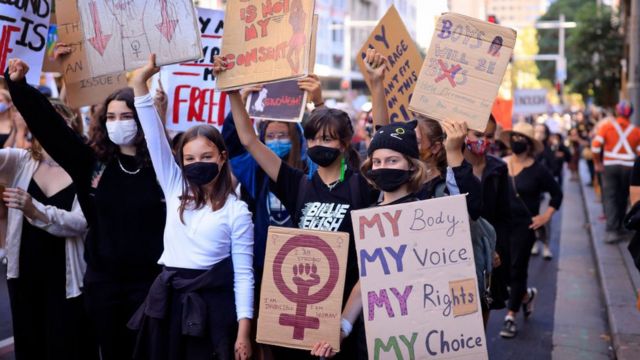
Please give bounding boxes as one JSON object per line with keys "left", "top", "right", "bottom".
{"left": 357, "top": 5, "right": 423, "bottom": 123}
{"left": 513, "top": 89, "right": 548, "bottom": 115}
{"left": 42, "top": 13, "right": 61, "bottom": 73}
{"left": 351, "top": 195, "right": 488, "bottom": 359}
{"left": 56, "top": 0, "right": 127, "bottom": 108}
{"left": 162, "top": 8, "right": 228, "bottom": 131}
{"left": 0, "top": 1, "right": 52, "bottom": 84}
{"left": 257, "top": 226, "right": 349, "bottom": 351}
{"left": 76, "top": 0, "right": 202, "bottom": 78}
{"left": 216, "top": 0, "right": 316, "bottom": 90}
{"left": 246, "top": 79, "right": 308, "bottom": 122}
{"left": 410, "top": 13, "right": 516, "bottom": 131}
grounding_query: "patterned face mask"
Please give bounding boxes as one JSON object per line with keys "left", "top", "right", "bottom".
{"left": 465, "top": 138, "right": 491, "bottom": 156}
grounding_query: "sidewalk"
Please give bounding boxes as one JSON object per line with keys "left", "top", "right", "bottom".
{"left": 579, "top": 161, "right": 640, "bottom": 359}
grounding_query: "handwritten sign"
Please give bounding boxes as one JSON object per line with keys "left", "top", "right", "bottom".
{"left": 76, "top": 0, "right": 203, "bottom": 77}
{"left": 56, "top": 0, "right": 127, "bottom": 108}
{"left": 513, "top": 89, "right": 548, "bottom": 115}
{"left": 257, "top": 226, "right": 349, "bottom": 351}
{"left": 0, "top": 0, "right": 52, "bottom": 84}
{"left": 42, "top": 13, "right": 61, "bottom": 73}
{"left": 216, "top": 0, "right": 316, "bottom": 90}
{"left": 357, "top": 5, "right": 423, "bottom": 123}
{"left": 410, "top": 13, "right": 516, "bottom": 131}
{"left": 350, "top": 195, "right": 488, "bottom": 359}
{"left": 246, "top": 79, "right": 307, "bottom": 122}
{"left": 162, "top": 8, "right": 228, "bottom": 131}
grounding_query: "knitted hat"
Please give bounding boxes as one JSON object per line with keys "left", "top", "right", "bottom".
{"left": 616, "top": 100, "right": 634, "bottom": 118}
{"left": 368, "top": 121, "right": 420, "bottom": 159}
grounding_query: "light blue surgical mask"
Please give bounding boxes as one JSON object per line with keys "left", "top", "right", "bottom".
{"left": 0, "top": 103, "right": 10, "bottom": 113}
{"left": 266, "top": 139, "right": 292, "bottom": 158}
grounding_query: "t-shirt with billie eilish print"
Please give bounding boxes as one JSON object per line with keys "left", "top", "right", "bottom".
{"left": 270, "top": 162, "right": 379, "bottom": 304}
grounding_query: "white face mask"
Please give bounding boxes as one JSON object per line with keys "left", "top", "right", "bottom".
{"left": 106, "top": 120, "right": 138, "bottom": 146}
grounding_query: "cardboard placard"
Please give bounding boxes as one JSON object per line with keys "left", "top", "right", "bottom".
{"left": 513, "top": 89, "right": 548, "bottom": 115}
{"left": 216, "top": 0, "right": 316, "bottom": 90}
{"left": 357, "top": 5, "right": 424, "bottom": 122}
{"left": 76, "top": 0, "right": 203, "bottom": 78}
{"left": 162, "top": 8, "right": 228, "bottom": 132}
{"left": 56, "top": 0, "right": 127, "bottom": 108}
{"left": 0, "top": 1, "right": 52, "bottom": 85}
{"left": 350, "top": 195, "right": 488, "bottom": 359}
{"left": 410, "top": 13, "right": 516, "bottom": 131}
{"left": 257, "top": 226, "right": 349, "bottom": 352}
{"left": 42, "top": 13, "right": 62, "bottom": 73}
{"left": 246, "top": 79, "right": 308, "bottom": 122}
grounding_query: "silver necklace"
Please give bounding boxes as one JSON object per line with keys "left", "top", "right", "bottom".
{"left": 118, "top": 158, "right": 141, "bottom": 175}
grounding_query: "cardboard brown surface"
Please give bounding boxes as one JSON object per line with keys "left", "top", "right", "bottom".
{"left": 42, "top": 13, "right": 62, "bottom": 73}
{"left": 357, "top": 5, "right": 424, "bottom": 122}
{"left": 216, "top": 0, "right": 316, "bottom": 90}
{"left": 257, "top": 226, "right": 349, "bottom": 351}
{"left": 65, "top": 72, "right": 127, "bottom": 108}
{"left": 350, "top": 195, "right": 488, "bottom": 359}
{"left": 410, "top": 13, "right": 516, "bottom": 131}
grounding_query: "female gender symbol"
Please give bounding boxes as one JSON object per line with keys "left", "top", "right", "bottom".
{"left": 273, "top": 234, "right": 340, "bottom": 340}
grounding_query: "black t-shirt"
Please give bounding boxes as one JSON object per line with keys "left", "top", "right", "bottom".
{"left": 509, "top": 160, "right": 563, "bottom": 224}
{"left": 270, "top": 163, "right": 379, "bottom": 304}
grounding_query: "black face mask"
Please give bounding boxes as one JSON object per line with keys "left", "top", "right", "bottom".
{"left": 184, "top": 162, "right": 219, "bottom": 185}
{"left": 307, "top": 145, "right": 341, "bottom": 167}
{"left": 366, "top": 168, "right": 413, "bottom": 192}
{"left": 511, "top": 140, "right": 529, "bottom": 155}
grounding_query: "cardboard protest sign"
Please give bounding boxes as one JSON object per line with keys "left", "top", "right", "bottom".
{"left": 257, "top": 226, "right": 349, "bottom": 351}
{"left": 246, "top": 79, "right": 308, "bottom": 122}
{"left": 76, "top": 0, "right": 203, "bottom": 78}
{"left": 410, "top": 13, "right": 516, "bottom": 131}
{"left": 513, "top": 89, "right": 548, "bottom": 115}
{"left": 42, "top": 13, "right": 61, "bottom": 73}
{"left": 216, "top": 0, "right": 316, "bottom": 90}
{"left": 0, "top": 1, "right": 52, "bottom": 84}
{"left": 357, "top": 5, "right": 423, "bottom": 122}
{"left": 56, "top": 0, "right": 127, "bottom": 108}
{"left": 351, "top": 195, "right": 488, "bottom": 359}
{"left": 162, "top": 8, "right": 228, "bottom": 131}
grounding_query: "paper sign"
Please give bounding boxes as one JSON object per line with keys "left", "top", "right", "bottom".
{"left": 350, "top": 195, "right": 488, "bottom": 359}
{"left": 513, "top": 89, "right": 548, "bottom": 115}
{"left": 163, "top": 8, "right": 228, "bottom": 132}
{"left": 357, "top": 5, "right": 423, "bottom": 122}
{"left": 246, "top": 79, "right": 308, "bottom": 122}
{"left": 56, "top": 0, "right": 127, "bottom": 108}
{"left": 410, "top": 13, "right": 516, "bottom": 131}
{"left": 76, "top": 0, "right": 203, "bottom": 77}
{"left": 0, "top": 1, "right": 52, "bottom": 84}
{"left": 216, "top": 0, "right": 316, "bottom": 90}
{"left": 257, "top": 226, "right": 349, "bottom": 352}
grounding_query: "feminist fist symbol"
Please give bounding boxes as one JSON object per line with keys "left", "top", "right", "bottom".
{"left": 274, "top": 235, "right": 339, "bottom": 340}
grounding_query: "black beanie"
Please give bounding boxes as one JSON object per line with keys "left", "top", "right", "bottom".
{"left": 367, "top": 121, "right": 420, "bottom": 159}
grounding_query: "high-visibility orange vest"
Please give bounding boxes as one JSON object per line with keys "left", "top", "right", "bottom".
{"left": 591, "top": 117, "right": 640, "bottom": 167}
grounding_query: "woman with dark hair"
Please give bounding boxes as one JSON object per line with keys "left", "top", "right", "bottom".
{"left": 127, "top": 56, "right": 253, "bottom": 360}
{"left": 215, "top": 54, "right": 381, "bottom": 358}
{"left": 498, "top": 122, "right": 563, "bottom": 339}
{"left": 5, "top": 58, "right": 166, "bottom": 360}
{"left": 0, "top": 101, "right": 97, "bottom": 360}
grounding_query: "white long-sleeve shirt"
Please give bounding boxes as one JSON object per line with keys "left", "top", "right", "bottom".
{"left": 135, "top": 93, "right": 254, "bottom": 320}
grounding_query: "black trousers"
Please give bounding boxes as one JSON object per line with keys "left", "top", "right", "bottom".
{"left": 8, "top": 279, "right": 98, "bottom": 360}
{"left": 602, "top": 165, "right": 632, "bottom": 232}
{"left": 508, "top": 224, "right": 537, "bottom": 313}
{"left": 83, "top": 278, "right": 154, "bottom": 360}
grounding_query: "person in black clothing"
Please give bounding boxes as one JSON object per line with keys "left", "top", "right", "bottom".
{"left": 498, "top": 122, "right": 563, "bottom": 339}
{"left": 533, "top": 123, "right": 556, "bottom": 260}
{"left": 6, "top": 58, "right": 166, "bottom": 360}
{"left": 463, "top": 115, "right": 512, "bottom": 325}
{"left": 311, "top": 121, "right": 429, "bottom": 358}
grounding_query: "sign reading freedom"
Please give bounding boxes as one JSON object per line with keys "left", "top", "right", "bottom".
{"left": 351, "top": 195, "right": 488, "bottom": 359}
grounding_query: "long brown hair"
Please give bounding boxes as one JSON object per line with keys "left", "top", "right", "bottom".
{"left": 175, "top": 125, "right": 235, "bottom": 223}
{"left": 303, "top": 107, "right": 360, "bottom": 170}
{"left": 260, "top": 121, "right": 305, "bottom": 170}
{"left": 89, "top": 87, "right": 151, "bottom": 166}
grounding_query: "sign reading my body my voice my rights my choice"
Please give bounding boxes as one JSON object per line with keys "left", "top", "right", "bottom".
{"left": 351, "top": 195, "right": 487, "bottom": 360}
{"left": 410, "top": 13, "right": 516, "bottom": 132}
